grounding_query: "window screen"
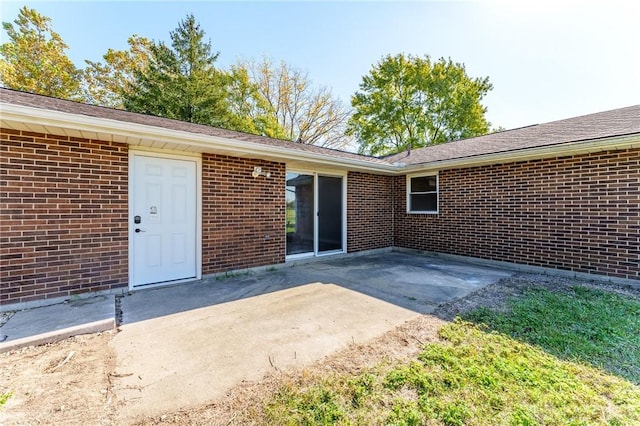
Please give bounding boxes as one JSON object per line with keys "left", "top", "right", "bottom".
{"left": 408, "top": 175, "right": 438, "bottom": 213}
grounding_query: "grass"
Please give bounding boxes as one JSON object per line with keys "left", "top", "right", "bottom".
{"left": 463, "top": 286, "right": 640, "bottom": 383}
{"left": 286, "top": 204, "right": 296, "bottom": 234}
{"left": 0, "top": 391, "right": 13, "bottom": 410}
{"left": 214, "top": 270, "right": 251, "bottom": 281}
{"left": 263, "top": 284, "right": 640, "bottom": 425}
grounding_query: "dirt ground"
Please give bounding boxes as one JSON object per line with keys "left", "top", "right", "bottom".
{"left": 1, "top": 273, "right": 638, "bottom": 425}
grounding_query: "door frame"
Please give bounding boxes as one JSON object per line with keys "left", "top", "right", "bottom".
{"left": 285, "top": 169, "right": 347, "bottom": 260}
{"left": 128, "top": 149, "right": 202, "bottom": 290}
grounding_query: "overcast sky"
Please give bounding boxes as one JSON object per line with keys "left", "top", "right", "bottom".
{"left": 2, "top": 0, "right": 639, "bottom": 130}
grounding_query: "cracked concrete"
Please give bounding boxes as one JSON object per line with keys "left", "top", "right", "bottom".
{"left": 0, "top": 251, "right": 513, "bottom": 419}
{"left": 110, "top": 252, "right": 512, "bottom": 421}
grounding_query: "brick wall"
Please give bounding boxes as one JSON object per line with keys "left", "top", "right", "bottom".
{"left": 202, "top": 154, "right": 285, "bottom": 273}
{"left": 3, "top": 124, "right": 636, "bottom": 307}
{"left": 394, "top": 148, "right": 640, "bottom": 280}
{"left": 0, "top": 129, "right": 129, "bottom": 306}
{"left": 347, "top": 171, "right": 394, "bottom": 252}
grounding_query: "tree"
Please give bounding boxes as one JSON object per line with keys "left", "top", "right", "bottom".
{"left": 347, "top": 54, "right": 492, "bottom": 156}
{"left": 0, "top": 6, "right": 82, "bottom": 99}
{"left": 224, "top": 65, "right": 287, "bottom": 138}
{"left": 83, "top": 35, "right": 152, "bottom": 108}
{"left": 123, "top": 14, "right": 230, "bottom": 126}
{"left": 237, "top": 58, "right": 352, "bottom": 149}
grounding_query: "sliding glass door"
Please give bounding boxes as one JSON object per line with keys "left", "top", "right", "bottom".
{"left": 318, "top": 176, "right": 343, "bottom": 253}
{"left": 286, "top": 172, "right": 344, "bottom": 257}
{"left": 286, "top": 173, "right": 314, "bottom": 255}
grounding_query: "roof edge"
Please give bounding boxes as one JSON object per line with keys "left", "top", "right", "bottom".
{"left": 0, "top": 102, "right": 400, "bottom": 173}
{"left": 2, "top": 100, "right": 638, "bottom": 175}
{"left": 403, "top": 133, "right": 640, "bottom": 173}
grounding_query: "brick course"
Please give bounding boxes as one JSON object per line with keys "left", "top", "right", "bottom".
{"left": 201, "top": 154, "right": 285, "bottom": 273}
{"left": 347, "top": 171, "right": 394, "bottom": 252}
{"left": 1, "top": 129, "right": 129, "bottom": 306}
{"left": 2, "top": 125, "right": 637, "bottom": 306}
{"left": 394, "top": 148, "right": 640, "bottom": 280}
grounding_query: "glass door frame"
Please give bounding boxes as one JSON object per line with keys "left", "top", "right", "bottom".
{"left": 285, "top": 170, "right": 347, "bottom": 260}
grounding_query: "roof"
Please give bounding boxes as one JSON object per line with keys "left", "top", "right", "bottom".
{"left": 386, "top": 105, "right": 640, "bottom": 166}
{"left": 1, "top": 88, "right": 639, "bottom": 173}
{"left": 0, "top": 88, "right": 389, "bottom": 166}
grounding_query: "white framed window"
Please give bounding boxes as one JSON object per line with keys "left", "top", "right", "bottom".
{"left": 407, "top": 174, "right": 438, "bottom": 213}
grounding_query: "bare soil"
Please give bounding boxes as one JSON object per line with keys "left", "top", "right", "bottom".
{"left": 1, "top": 274, "right": 638, "bottom": 425}
{"left": 0, "top": 332, "right": 116, "bottom": 425}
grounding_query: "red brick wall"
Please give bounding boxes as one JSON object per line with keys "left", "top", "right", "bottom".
{"left": 1, "top": 129, "right": 129, "bottom": 306}
{"left": 3, "top": 125, "right": 636, "bottom": 307}
{"left": 347, "top": 171, "right": 394, "bottom": 252}
{"left": 394, "top": 149, "right": 640, "bottom": 280}
{"left": 202, "top": 154, "right": 285, "bottom": 273}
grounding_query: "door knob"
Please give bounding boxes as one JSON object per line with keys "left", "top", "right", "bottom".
{"left": 135, "top": 228, "right": 145, "bottom": 233}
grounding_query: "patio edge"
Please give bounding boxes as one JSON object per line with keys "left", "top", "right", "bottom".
{"left": 393, "top": 247, "right": 640, "bottom": 288}
{"left": 0, "top": 318, "right": 115, "bottom": 354}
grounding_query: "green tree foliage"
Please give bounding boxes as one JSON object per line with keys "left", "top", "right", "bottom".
{"left": 348, "top": 54, "right": 493, "bottom": 156}
{"left": 83, "top": 35, "right": 152, "bottom": 108}
{"left": 237, "top": 57, "right": 352, "bottom": 149}
{"left": 225, "top": 65, "right": 287, "bottom": 138}
{"left": 122, "top": 15, "right": 284, "bottom": 137}
{"left": 123, "top": 14, "right": 230, "bottom": 126}
{"left": 0, "top": 6, "right": 82, "bottom": 99}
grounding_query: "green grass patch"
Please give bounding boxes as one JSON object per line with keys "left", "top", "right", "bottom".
{"left": 0, "top": 391, "right": 13, "bottom": 410}
{"left": 463, "top": 286, "right": 640, "bottom": 383}
{"left": 264, "top": 320, "right": 640, "bottom": 425}
{"left": 286, "top": 205, "right": 296, "bottom": 234}
{"left": 214, "top": 270, "right": 251, "bottom": 281}
{"left": 263, "top": 285, "right": 640, "bottom": 424}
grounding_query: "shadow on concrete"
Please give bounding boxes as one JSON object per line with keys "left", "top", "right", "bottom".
{"left": 120, "top": 251, "right": 513, "bottom": 325}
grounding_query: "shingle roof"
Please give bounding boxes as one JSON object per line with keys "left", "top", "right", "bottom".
{"left": 2, "top": 88, "right": 638, "bottom": 169}
{"left": 385, "top": 105, "right": 640, "bottom": 166}
{"left": 0, "top": 88, "right": 389, "bottom": 165}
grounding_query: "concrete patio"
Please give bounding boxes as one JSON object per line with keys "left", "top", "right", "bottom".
{"left": 1, "top": 251, "right": 513, "bottom": 421}
{"left": 110, "top": 251, "right": 512, "bottom": 421}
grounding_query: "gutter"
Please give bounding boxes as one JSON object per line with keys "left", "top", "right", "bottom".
{"left": 0, "top": 103, "right": 400, "bottom": 174}
{"left": 402, "top": 133, "right": 640, "bottom": 174}
{"left": 2, "top": 102, "right": 639, "bottom": 176}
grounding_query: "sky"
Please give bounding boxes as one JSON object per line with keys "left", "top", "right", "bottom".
{"left": 1, "top": 0, "right": 639, "bottom": 130}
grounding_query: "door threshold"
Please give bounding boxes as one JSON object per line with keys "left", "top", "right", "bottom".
{"left": 285, "top": 252, "right": 315, "bottom": 261}
{"left": 285, "top": 250, "right": 347, "bottom": 264}
{"left": 130, "top": 276, "right": 198, "bottom": 291}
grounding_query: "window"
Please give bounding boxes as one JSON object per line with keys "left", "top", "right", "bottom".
{"left": 407, "top": 174, "right": 438, "bottom": 213}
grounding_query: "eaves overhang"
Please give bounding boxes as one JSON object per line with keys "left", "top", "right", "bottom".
{"left": 0, "top": 102, "right": 400, "bottom": 175}
{"left": 2, "top": 102, "right": 639, "bottom": 176}
{"left": 401, "top": 133, "right": 640, "bottom": 174}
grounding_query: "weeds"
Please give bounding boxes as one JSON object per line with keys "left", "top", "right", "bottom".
{"left": 463, "top": 286, "right": 640, "bottom": 383}
{"left": 0, "top": 391, "right": 13, "bottom": 410}
{"left": 264, "top": 285, "right": 640, "bottom": 425}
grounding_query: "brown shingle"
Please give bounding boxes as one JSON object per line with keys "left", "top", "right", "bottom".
{"left": 385, "top": 105, "right": 640, "bottom": 165}
{"left": 0, "top": 88, "right": 389, "bottom": 165}
{"left": 2, "top": 88, "right": 638, "bottom": 168}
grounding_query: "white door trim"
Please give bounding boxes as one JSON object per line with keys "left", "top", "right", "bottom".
{"left": 285, "top": 170, "right": 347, "bottom": 260}
{"left": 128, "top": 150, "right": 202, "bottom": 290}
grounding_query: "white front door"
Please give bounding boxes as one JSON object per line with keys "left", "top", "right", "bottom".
{"left": 131, "top": 154, "right": 197, "bottom": 287}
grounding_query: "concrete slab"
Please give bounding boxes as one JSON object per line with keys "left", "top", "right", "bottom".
{"left": 0, "top": 251, "right": 513, "bottom": 418}
{"left": 120, "top": 252, "right": 512, "bottom": 325}
{"left": 111, "top": 252, "right": 513, "bottom": 421}
{"left": 111, "top": 283, "right": 421, "bottom": 422}
{"left": 0, "top": 295, "right": 115, "bottom": 353}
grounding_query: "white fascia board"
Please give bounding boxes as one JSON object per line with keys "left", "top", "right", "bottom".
{"left": 402, "top": 134, "right": 640, "bottom": 173}
{"left": 3, "top": 102, "right": 639, "bottom": 175}
{"left": 0, "top": 103, "right": 399, "bottom": 174}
